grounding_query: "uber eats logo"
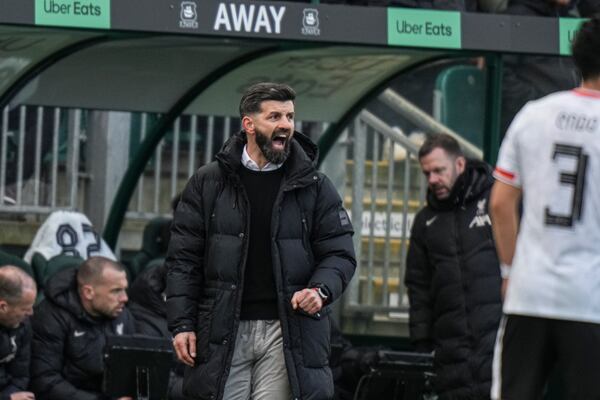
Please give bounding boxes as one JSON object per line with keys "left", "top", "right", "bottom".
{"left": 387, "top": 8, "right": 461, "bottom": 49}
{"left": 35, "top": 0, "right": 110, "bottom": 29}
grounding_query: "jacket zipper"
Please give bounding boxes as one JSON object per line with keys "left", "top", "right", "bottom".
{"left": 455, "top": 206, "right": 476, "bottom": 391}
{"left": 270, "top": 178, "right": 318, "bottom": 400}
{"left": 301, "top": 214, "right": 309, "bottom": 249}
{"left": 218, "top": 183, "right": 250, "bottom": 400}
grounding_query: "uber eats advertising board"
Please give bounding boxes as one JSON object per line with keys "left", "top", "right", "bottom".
{"left": 387, "top": 8, "right": 461, "bottom": 49}
{"left": 17, "top": 0, "right": 583, "bottom": 55}
{"left": 35, "top": 0, "right": 110, "bottom": 29}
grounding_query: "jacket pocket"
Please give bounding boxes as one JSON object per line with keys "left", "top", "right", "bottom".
{"left": 300, "top": 213, "right": 315, "bottom": 265}
{"left": 298, "top": 308, "right": 331, "bottom": 368}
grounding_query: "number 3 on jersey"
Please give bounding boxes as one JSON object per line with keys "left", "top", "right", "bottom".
{"left": 544, "top": 143, "right": 588, "bottom": 227}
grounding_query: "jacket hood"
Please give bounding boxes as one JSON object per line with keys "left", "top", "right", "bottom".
{"left": 427, "top": 159, "right": 494, "bottom": 211}
{"left": 129, "top": 265, "right": 167, "bottom": 317}
{"left": 44, "top": 267, "right": 91, "bottom": 322}
{"left": 215, "top": 131, "right": 319, "bottom": 186}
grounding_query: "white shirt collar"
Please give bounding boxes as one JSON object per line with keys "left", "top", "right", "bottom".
{"left": 242, "top": 145, "right": 282, "bottom": 172}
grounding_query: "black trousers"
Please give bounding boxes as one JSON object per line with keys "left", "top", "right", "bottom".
{"left": 493, "top": 314, "right": 600, "bottom": 400}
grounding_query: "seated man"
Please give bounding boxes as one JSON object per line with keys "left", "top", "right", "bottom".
{"left": 0, "top": 266, "right": 36, "bottom": 400}
{"left": 30, "top": 257, "right": 134, "bottom": 400}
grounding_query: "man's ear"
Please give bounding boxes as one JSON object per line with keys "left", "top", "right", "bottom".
{"left": 242, "top": 115, "right": 254, "bottom": 135}
{"left": 80, "top": 284, "right": 94, "bottom": 301}
{"left": 456, "top": 156, "right": 466, "bottom": 174}
{"left": 0, "top": 300, "right": 8, "bottom": 313}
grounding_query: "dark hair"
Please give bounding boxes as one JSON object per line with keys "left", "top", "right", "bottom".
{"left": 418, "top": 133, "right": 464, "bottom": 159}
{"left": 239, "top": 82, "right": 296, "bottom": 119}
{"left": 77, "top": 256, "right": 125, "bottom": 286}
{"left": 572, "top": 15, "right": 600, "bottom": 81}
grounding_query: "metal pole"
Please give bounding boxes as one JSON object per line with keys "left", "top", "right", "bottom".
{"left": 188, "top": 115, "right": 197, "bottom": 177}
{"left": 399, "top": 156, "right": 411, "bottom": 303}
{"left": 67, "top": 110, "right": 81, "bottom": 209}
{"left": 348, "top": 119, "right": 367, "bottom": 306}
{"left": 153, "top": 140, "right": 163, "bottom": 214}
{"left": 382, "top": 139, "right": 395, "bottom": 306}
{"left": 359, "top": 110, "right": 419, "bottom": 156}
{"left": 0, "top": 107, "right": 8, "bottom": 204}
{"left": 51, "top": 108, "right": 60, "bottom": 208}
{"left": 223, "top": 117, "right": 231, "bottom": 142}
{"left": 205, "top": 116, "right": 214, "bottom": 164}
{"left": 419, "top": 173, "right": 427, "bottom": 207}
{"left": 136, "top": 113, "right": 147, "bottom": 212}
{"left": 366, "top": 130, "right": 379, "bottom": 306}
{"left": 171, "top": 118, "right": 180, "bottom": 199}
{"left": 379, "top": 89, "right": 483, "bottom": 159}
{"left": 484, "top": 54, "right": 504, "bottom": 165}
{"left": 16, "top": 106, "right": 26, "bottom": 205}
{"left": 33, "top": 107, "right": 43, "bottom": 206}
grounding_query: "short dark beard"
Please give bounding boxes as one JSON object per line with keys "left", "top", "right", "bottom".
{"left": 255, "top": 128, "right": 291, "bottom": 164}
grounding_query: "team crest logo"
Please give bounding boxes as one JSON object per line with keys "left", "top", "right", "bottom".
{"left": 301, "top": 8, "right": 320, "bottom": 36}
{"left": 180, "top": 1, "right": 199, "bottom": 29}
{"left": 469, "top": 199, "right": 492, "bottom": 229}
{"left": 477, "top": 199, "right": 486, "bottom": 214}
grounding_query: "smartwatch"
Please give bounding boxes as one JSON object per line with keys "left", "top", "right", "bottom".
{"left": 311, "top": 285, "right": 329, "bottom": 303}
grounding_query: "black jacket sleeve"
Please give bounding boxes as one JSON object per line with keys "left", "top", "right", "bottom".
{"left": 0, "top": 322, "right": 32, "bottom": 399}
{"left": 30, "top": 303, "right": 102, "bottom": 400}
{"left": 308, "top": 175, "right": 356, "bottom": 304}
{"left": 165, "top": 172, "right": 210, "bottom": 334}
{"left": 405, "top": 212, "right": 434, "bottom": 352}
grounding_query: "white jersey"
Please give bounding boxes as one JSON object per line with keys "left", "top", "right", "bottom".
{"left": 494, "top": 88, "right": 600, "bottom": 323}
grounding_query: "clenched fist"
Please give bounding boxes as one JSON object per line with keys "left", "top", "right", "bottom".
{"left": 291, "top": 288, "right": 323, "bottom": 315}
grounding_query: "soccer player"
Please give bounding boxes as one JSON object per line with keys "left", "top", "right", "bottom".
{"left": 490, "top": 15, "right": 600, "bottom": 400}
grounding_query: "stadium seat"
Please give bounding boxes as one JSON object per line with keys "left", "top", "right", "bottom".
{"left": 31, "top": 252, "right": 84, "bottom": 289}
{"left": 0, "top": 249, "right": 35, "bottom": 278}
{"left": 434, "top": 65, "right": 486, "bottom": 150}
{"left": 145, "top": 257, "right": 165, "bottom": 272}
{"left": 128, "top": 217, "right": 171, "bottom": 282}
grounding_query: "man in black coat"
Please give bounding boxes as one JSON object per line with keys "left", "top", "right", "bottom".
{"left": 0, "top": 266, "right": 36, "bottom": 400}
{"left": 166, "top": 82, "right": 356, "bottom": 400}
{"left": 405, "top": 134, "right": 502, "bottom": 399}
{"left": 30, "top": 257, "right": 134, "bottom": 400}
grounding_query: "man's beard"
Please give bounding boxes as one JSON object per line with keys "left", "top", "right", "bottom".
{"left": 255, "top": 127, "right": 291, "bottom": 164}
{"left": 430, "top": 168, "right": 459, "bottom": 200}
{"left": 430, "top": 182, "right": 452, "bottom": 200}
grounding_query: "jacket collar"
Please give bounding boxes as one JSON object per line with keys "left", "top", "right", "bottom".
{"left": 427, "top": 159, "right": 494, "bottom": 211}
{"left": 241, "top": 145, "right": 283, "bottom": 171}
{"left": 215, "top": 131, "right": 319, "bottom": 188}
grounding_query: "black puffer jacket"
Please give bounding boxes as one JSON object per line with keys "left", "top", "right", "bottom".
{"left": 166, "top": 131, "right": 356, "bottom": 400}
{"left": 0, "top": 321, "right": 31, "bottom": 400}
{"left": 129, "top": 265, "right": 169, "bottom": 338}
{"left": 405, "top": 160, "right": 502, "bottom": 400}
{"left": 129, "top": 265, "right": 186, "bottom": 400}
{"left": 30, "top": 268, "right": 135, "bottom": 400}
